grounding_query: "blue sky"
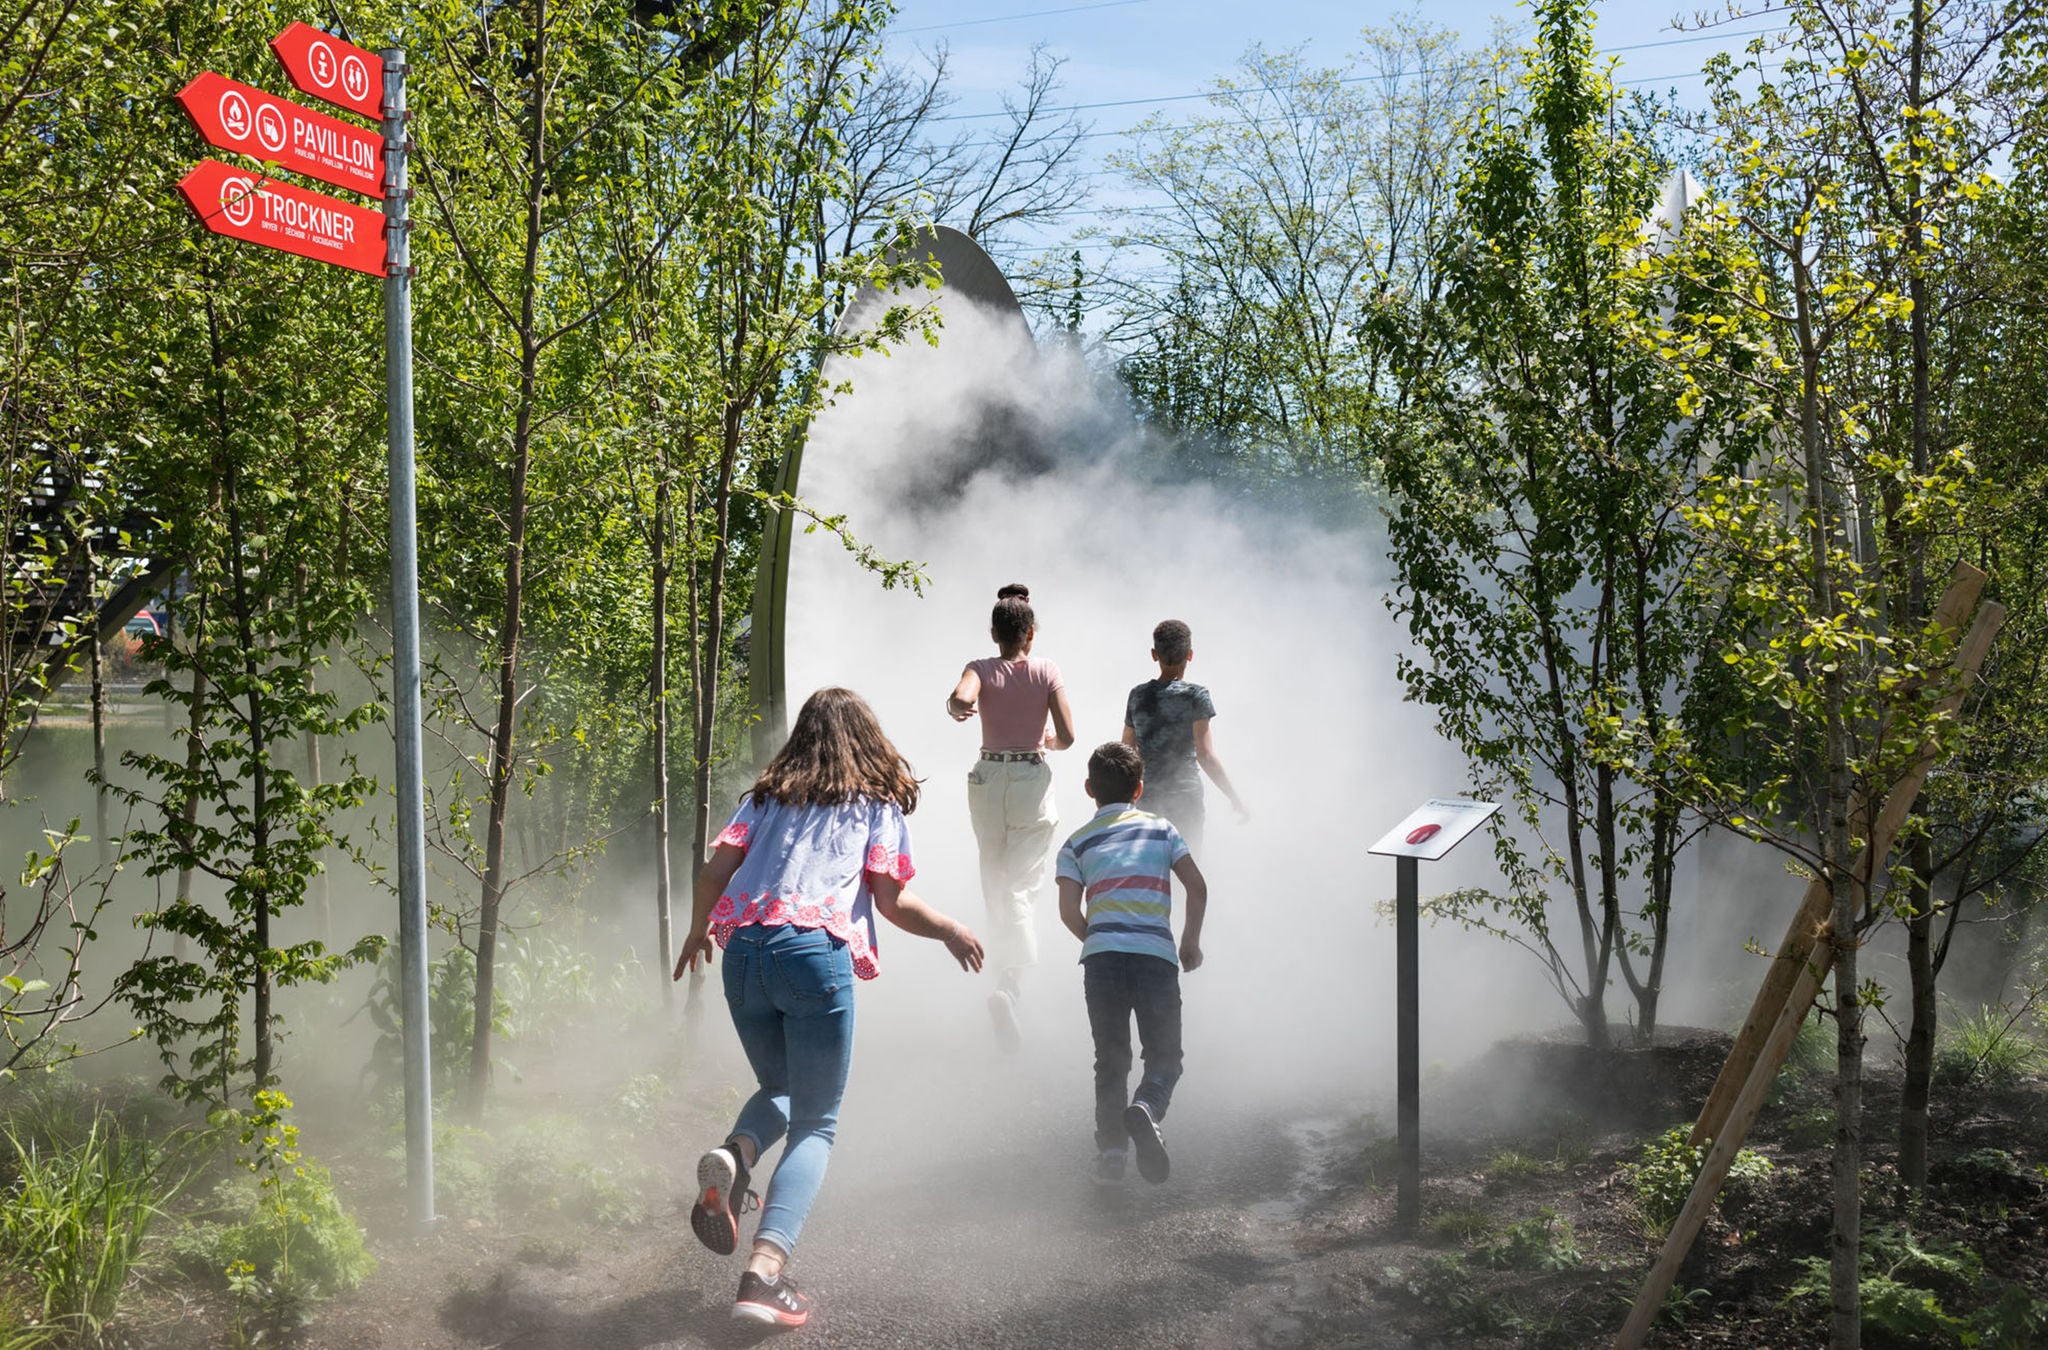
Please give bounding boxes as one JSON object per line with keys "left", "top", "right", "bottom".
{"left": 879, "top": 1, "right": 1785, "bottom": 273}
{"left": 884, "top": 0, "right": 1772, "bottom": 126}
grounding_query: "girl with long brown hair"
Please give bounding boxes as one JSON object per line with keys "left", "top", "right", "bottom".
{"left": 675, "top": 687, "right": 984, "bottom": 1327}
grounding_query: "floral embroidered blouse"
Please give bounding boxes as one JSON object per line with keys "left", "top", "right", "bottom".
{"left": 706, "top": 795, "right": 917, "bottom": 980}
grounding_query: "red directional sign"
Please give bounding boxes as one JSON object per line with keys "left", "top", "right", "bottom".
{"left": 270, "top": 23, "right": 382, "bottom": 121}
{"left": 176, "top": 72, "right": 383, "bottom": 200}
{"left": 177, "top": 160, "right": 387, "bottom": 277}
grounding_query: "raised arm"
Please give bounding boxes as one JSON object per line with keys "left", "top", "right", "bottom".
{"left": 1171, "top": 854, "right": 1208, "bottom": 972}
{"left": 869, "top": 873, "right": 984, "bottom": 972}
{"left": 946, "top": 665, "right": 982, "bottom": 721}
{"left": 1045, "top": 685, "right": 1077, "bottom": 750}
{"left": 674, "top": 844, "right": 746, "bottom": 978}
{"left": 1191, "top": 718, "right": 1248, "bottom": 821}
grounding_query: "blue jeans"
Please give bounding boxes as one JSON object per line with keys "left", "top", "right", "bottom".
{"left": 1082, "top": 952, "right": 1183, "bottom": 1151}
{"left": 721, "top": 924, "right": 856, "bottom": 1256}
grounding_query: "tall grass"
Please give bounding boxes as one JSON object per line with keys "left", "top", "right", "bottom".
{"left": 1935, "top": 1003, "right": 2046, "bottom": 1090}
{"left": 0, "top": 1117, "right": 183, "bottom": 1348}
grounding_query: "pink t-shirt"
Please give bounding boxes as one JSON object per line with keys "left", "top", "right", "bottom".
{"left": 967, "top": 655, "right": 1065, "bottom": 751}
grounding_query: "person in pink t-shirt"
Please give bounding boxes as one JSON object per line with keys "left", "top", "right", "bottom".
{"left": 945, "top": 583, "right": 1077, "bottom": 1047}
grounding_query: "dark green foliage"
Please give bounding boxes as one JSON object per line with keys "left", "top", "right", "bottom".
{"left": 1629, "top": 1126, "right": 1772, "bottom": 1233}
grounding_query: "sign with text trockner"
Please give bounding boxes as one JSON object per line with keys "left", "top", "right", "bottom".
{"left": 177, "top": 159, "right": 387, "bottom": 276}
{"left": 176, "top": 71, "right": 384, "bottom": 199}
{"left": 269, "top": 22, "right": 384, "bottom": 121}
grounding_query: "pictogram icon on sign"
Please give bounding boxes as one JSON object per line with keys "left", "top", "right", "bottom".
{"left": 341, "top": 53, "right": 371, "bottom": 104}
{"left": 308, "top": 38, "right": 337, "bottom": 88}
{"left": 255, "top": 102, "right": 287, "bottom": 154}
{"left": 219, "top": 175, "right": 257, "bottom": 227}
{"left": 219, "top": 89, "right": 251, "bottom": 140}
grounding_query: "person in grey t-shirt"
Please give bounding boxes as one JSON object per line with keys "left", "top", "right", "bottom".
{"left": 1120, "top": 619, "right": 1248, "bottom": 853}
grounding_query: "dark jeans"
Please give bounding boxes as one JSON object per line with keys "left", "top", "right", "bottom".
{"left": 1082, "top": 951, "right": 1183, "bottom": 1151}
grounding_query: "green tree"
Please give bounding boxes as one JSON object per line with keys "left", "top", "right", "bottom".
{"left": 1109, "top": 22, "right": 1484, "bottom": 477}
{"left": 1380, "top": 0, "right": 1737, "bottom": 1047}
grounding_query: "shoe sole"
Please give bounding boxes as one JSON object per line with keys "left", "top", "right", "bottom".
{"left": 1124, "top": 1104, "right": 1169, "bottom": 1184}
{"left": 988, "top": 991, "right": 1022, "bottom": 1053}
{"left": 731, "top": 1300, "right": 809, "bottom": 1327}
{"left": 691, "top": 1150, "right": 740, "bottom": 1255}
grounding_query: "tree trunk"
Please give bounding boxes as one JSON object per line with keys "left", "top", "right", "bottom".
{"left": 1796, "top": 252, "right": 1860, "bottom": 1350}
{"left": 652, "top": 466, "right": 674, "bottom": 1008}
{"left": 223, "top": 453, "right": 271, "bottom": 1092}
{"left": 1899, "top": 826, "right": 1936, "bottom": 1192}
{"left": 173, "top": 586, "right": 209, "bottom": 962}
{"left": 89, "top": 602, "right": 109, "bottom": 872}
{"left": 468, "top": 0, "right": 549, "bottom": 1115}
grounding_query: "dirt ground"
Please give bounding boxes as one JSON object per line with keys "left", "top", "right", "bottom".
{"left": 97, "top": 1021, "right": 2048, "bottom": 1349}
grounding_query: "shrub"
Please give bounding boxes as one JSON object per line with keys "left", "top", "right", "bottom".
{"left": 1629, "top": 1126, "right": 1772, "bottom": 1233}
{"left": 1425, "top": 1205, "right": 1493, "bottom": 1243}
{"left": 1472, "top": 1208, "right": 1582, "bottom": 1271}
{"left": 0, "top": 1116, "right": 184, "bottom": 1349}
{"left": 1934, "top": 1005, "right": 2044, "bottom": 1090}
{"left": 1784, "top": 1106, "right": 1834, "bottom": 1150}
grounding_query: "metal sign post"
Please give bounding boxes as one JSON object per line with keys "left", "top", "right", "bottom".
{"left": 380, "top": 45, "right": 435, "bottom": 1229}
{"left": 1369, "top": 797, "right": 1500, "bottom": 1233}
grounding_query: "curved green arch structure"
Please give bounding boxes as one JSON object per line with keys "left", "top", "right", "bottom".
{"left": 748, "top": 225, "right": 1028, "bottom": 764}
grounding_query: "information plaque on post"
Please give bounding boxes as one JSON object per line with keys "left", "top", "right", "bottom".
{"left": 1370, "top": 797, "right": 1500, "bottom": 1233}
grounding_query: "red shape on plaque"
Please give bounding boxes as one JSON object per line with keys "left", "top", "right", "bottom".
{"left": 177, "top": 160, "right": 387, "bottom": 277}
{"left": 176, "top": 72, "right": 383, "bottom": 200}
{"left": 1405, "top": 823, "right": 1443, "bottom": 846}
{"left": 270, "top": 23, "right": 384, "bottom": 121}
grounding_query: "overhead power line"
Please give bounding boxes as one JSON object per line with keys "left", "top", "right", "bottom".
{"left": 926, "top": 14, "right": 1898, "bottom": 124}
{"left": 895, "top": 0, "right": 1151, "bottom": 35}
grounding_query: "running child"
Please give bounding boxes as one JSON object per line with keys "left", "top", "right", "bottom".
{"left": 1056, "top": 741, "right": 1208, "bottom": 1185}
{"left": 946, "top": 583, "right": 1078, "bottom": 1048}
{"left": 675, "top": 687, "right": 985, "bottom": 1327}
{"left": 1122, "top": 619, "right": 1247, "bottom": 853}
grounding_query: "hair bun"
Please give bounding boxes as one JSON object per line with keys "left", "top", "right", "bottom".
{"left": 996, "top": 582, "right": 1031, "bottom": 602}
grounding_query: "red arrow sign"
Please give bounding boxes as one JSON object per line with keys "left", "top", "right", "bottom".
{"left": 270, "top": 23, "right": 382, "bottom": 121}
{"left": 178, "top": 160, "right": 387, "bottom": 276}
{"left": 176, "top": 72, "right": 383, "bottom": 200}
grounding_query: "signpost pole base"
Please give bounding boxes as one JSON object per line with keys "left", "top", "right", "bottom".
{"left": 1396, "top": 853, "right": 1420, "bottom": 1234}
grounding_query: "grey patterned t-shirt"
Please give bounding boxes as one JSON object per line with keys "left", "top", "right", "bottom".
{"left": 1124, "top": 678, "right": 1216, "bottom": 812}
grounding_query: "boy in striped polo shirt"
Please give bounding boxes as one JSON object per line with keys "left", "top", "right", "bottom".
{"left": 1056, "top": 742, "right": 1209, "bottom": 1185}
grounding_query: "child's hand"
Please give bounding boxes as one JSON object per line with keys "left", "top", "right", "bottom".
{"left": 943, "top": 922, "right": 986, "bottom": 973}
{"left": 1179, "top": 938, "right": 1204, "bottom": 973}
{"left": 673, "top": 931, "right": 715, "bottom": 979}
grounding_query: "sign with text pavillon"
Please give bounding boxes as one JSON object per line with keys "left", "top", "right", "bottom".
{"left": 1369, "top": 796, "right": 1500, "bottom": 1233}
{"left": 172, "top": 25, "right": 436, "bottom": 1228}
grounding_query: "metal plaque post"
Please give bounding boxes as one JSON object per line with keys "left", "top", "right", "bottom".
{"left": 1369, "top": 797, "right": 1500, "bottom": 1235}
{"left": 382, "top": 46, "right": 435, "bottom": 1228}
{"left": 1395, "top": 853, "right": 1420, "bottom": 1230}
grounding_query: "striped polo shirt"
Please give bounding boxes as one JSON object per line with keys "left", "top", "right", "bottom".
{"left": 1056, "top": 802, "right": 1190, "bottom": 966}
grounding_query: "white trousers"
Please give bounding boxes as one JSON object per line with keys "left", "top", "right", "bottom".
{"left": 965, "top": 757, "right": 1056, "bottom": 983}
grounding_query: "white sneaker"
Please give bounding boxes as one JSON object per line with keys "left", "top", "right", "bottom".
{"left": 987, "top": 989, "right": 1022, "bottom": 1053}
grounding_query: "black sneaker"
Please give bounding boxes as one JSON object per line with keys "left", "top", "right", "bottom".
{"left": 732, "top": 1270, "right": 811, "bottom": 1327}
{"left": 1093, "top": 1148, "right": 1128, "bottom": 1186}
{"left": 690, "top": 1144, "right": 752, "bottom": 1256}
{"left": 1124, "top": 1102, "right": 1169, "bottom": 1184}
